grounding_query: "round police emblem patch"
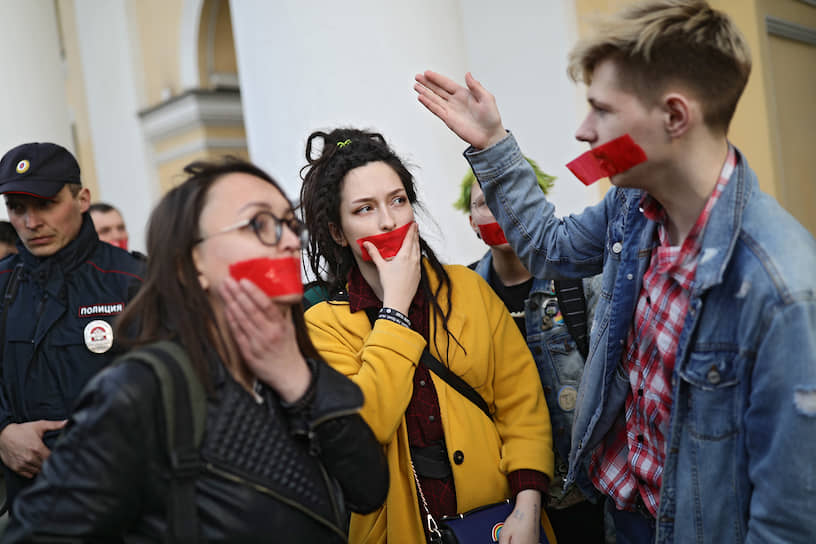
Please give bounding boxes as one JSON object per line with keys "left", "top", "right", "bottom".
{"left": 557, "top": 385, "right": 578, "bottom": 412}
{"left": 84, "top": 320, "right": 114, "bottom": 354}
{"left": 16, "top": 160, "right": 30, "bottom": 174}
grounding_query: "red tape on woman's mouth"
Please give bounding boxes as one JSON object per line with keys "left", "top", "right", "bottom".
{"left": 229, "top": 256, "right": 303, "bottom": 298}
{"left": 477, "top": 222, "right": 508, "bottom": 246}
{"left": 357, "top": 221, "right": 414, "bottom": 262}
{"left": 566, "top": 134, "right": 647, "bottom": 186}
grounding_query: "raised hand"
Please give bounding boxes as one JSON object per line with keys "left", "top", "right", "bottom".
{"left": 219, "top": 277, "right": 311, "bottom": 403}
{"left": 414, "top": 71, "right": 507, "bottom": 150}
{"left": 364, "top": 222, "right": 421, "bottom": 315}
{"left": 0, "top": 419, "right": 67, "bottom": 478}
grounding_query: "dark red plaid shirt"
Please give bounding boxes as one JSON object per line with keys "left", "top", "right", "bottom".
{"left": 589, "top": 147, "right": 736, "bottom": 516}
{"left": 347, "top": 266, "right": 547, "bottom": 524}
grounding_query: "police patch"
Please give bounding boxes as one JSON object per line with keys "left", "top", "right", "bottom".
{"left": 84, "top": 320, "right": 113, "bottom": 354}
{"left": 78, "top": 302, "right": 124, "bottom": 317}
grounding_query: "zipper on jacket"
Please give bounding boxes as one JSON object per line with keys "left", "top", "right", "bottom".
{"left": 204, "top": 461, "right": 348, "bottom": 542}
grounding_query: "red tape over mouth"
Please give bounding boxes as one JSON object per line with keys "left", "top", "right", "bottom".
{"left": 566, "top": 134, "right": 647, "bottom": 186}
{"left": 229, "top": 256, "right": 303, "bottom": 297}
{"left": 477, "top": 222, "right": 508, "bottom": 246}
{"left": 110, "top": 238, "right": 129, "bottom": 251}
{"left": 356, "top": 221, "right": 414, "bottom": 261}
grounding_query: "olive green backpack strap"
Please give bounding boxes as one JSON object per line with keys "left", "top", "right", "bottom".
{"left": 123, "top": 340, "right": 206, "bottom": 544}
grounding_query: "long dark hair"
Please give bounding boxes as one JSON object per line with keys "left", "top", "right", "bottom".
{"left": 116, "top": 157, "right": 319, "bottom": 391}
{"left": 299, "top": 128, "right": 462, "bottom": 359}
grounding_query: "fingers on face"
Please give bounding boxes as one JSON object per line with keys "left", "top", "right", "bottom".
{"left": 223, "top": 278, "right": 273, "bottom": 316}
{"left": 363, "top": 241, "right": 385, "bottom": 266}
{"left": 406, "top": 223, "right": 420, "bottom": 255}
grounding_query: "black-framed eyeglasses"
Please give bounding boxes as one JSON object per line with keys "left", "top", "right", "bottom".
{"left": 194, "top": 211, "right": 308, "bottom": 247}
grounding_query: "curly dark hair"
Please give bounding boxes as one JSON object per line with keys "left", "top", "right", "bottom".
{"left": 299, "top": 127, "right": 463, "bottom": 359}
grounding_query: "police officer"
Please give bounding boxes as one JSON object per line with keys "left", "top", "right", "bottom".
{"left": 0, "top": 142, "right": 145, "bottom": 509}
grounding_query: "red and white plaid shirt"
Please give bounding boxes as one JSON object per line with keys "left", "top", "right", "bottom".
{"left": 589, "top": 146, "right": 737, "bottom": 516}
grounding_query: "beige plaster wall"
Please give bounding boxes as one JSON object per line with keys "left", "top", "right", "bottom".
{"left": 56, "top": 0, "right": 100, "bottom": 198}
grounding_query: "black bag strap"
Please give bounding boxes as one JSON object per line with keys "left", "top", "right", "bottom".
{"left": 553, "top": 279, "right": 589, "bottom": 359}
{"left": 0, "top": 263, "right": 23, "bottom": 518}
{"left": 124, "top": 341, "right": 205, "bottom": 544}
{"left": 0, "top": 264, "right": 24, "bottom": 367}
{"left": 337, "top": 294, "right": 493, "bottom": 422}
{"left": 418, "top": 348, "right": 492, "bottom": 421}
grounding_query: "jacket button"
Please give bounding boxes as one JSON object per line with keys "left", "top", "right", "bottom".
{"left": 453, "top": 450, "right": 464, "bottom": 465}
{"left": 612, "top": 242, "right": 623, "bottom": 254}
{"left": 707, "top": 366, "right": 721, "bottom": 385}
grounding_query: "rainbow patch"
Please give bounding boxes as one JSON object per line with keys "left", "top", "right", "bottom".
{"left": 553, "top": 311, "right": 564, "bottom": 325}
{"left": 492, "top": 522, "right": 504, "bottom": 542}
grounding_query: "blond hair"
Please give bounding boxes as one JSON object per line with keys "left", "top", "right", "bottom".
{"left": 568, "top": 0, "right": 751, "bottom": 132}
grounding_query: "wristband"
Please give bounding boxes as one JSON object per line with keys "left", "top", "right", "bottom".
{"left": 378, "top": 306, "right": 412, "bottom": 329}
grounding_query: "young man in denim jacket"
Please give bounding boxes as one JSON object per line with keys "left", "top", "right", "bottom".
{"left": 458, "top": 171, "right": 607, "bottom": 542}
{"left": 415, "top": 1, "right": 816, "bottom": 542}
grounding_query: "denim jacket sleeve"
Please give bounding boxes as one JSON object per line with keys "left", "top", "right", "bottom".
{"left": 464, "top": 132, "right": 607, "bottom": 280}
{"left": 745, "top": 298, "right": 816, "bottom": 543}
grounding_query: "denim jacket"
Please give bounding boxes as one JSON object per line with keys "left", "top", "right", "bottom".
{"left": 465, "top": 133, "right": 816, "bottom": 543}
{"left": 474, "top": 251, "right": 601, "bottom": 507}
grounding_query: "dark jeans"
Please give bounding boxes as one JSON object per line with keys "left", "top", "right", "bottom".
{"left": 546, "top": 499, "right": 606, "bottom": 543}
{"left": 607, "top": 500, "right": 656, "bottom": 544}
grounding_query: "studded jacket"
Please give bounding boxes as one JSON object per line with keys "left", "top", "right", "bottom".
{"left": 473, "top": 251, "right": 601, "bottom": 508}
{"left": 3, "top": 349, "right": 388, "bottom": 542}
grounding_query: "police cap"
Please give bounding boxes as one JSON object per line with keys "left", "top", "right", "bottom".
{"left": 0, "top": 142, "right": 81, "bottom": 198}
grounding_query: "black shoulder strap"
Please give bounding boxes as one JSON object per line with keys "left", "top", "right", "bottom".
{"left": 418, "top": 350, "right": 492, "bottom": 421}
{"left": 124, "top": 341, "right": 205, "bottom": 544}
{"left": 553, "top": 279, "right": 589, "bottom": 359}
{"left": 0, "top": 264, "right": 24, "bottom": 360}
{"left": 0, "top": 264, "right": 24, "bottom": 415}
{"left": 332, "top": 292, "right": 494, "bottom": 422}
{"left": 0, "top": 264, "right": 22, "bottom": 518}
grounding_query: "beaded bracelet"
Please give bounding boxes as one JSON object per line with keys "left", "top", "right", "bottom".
{"left": 378, "top": 306, "right": 412, "bottom": 329}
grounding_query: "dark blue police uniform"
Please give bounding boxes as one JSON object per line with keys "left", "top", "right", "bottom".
{"left": 0, "top": 214, "right": 144, "bottom": 506}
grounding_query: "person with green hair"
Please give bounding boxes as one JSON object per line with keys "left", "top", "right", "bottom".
{"left": 457, "top": 160, "right": 607, "bottom": 543}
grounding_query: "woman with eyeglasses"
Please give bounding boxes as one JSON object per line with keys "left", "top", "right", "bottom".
{"left": 300, "top": 128, "right": 557, "bottom": 544}
{"left": 2, "top": 158, "right": 388, "bottom": 542}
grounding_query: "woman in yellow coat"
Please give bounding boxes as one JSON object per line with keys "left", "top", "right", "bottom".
{"left": 300, "top": 127, "right": 557, "bottom": 544}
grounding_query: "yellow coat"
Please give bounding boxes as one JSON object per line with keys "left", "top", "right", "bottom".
{"left": 306, "top": 264, "right": 556, "bottom": 543}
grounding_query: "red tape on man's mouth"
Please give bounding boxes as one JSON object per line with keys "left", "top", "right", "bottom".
{"left": 229, "top": 256, "right": 303, "bottom": 298}
{"left": 477, "top": 222, "right": 508, "bottom": 246}
{"left": 357, "top": 221, "right": 414, "bottom": 261}
{"left": 110, "top": 238, "right": 129, "bottom": 251}
{"left": 566, "top": 134, "right": 647, "bottom": 186}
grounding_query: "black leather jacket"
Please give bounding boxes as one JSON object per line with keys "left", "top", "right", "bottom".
{"left": 2, "top": 350, "right": 388, "bottom": 543}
